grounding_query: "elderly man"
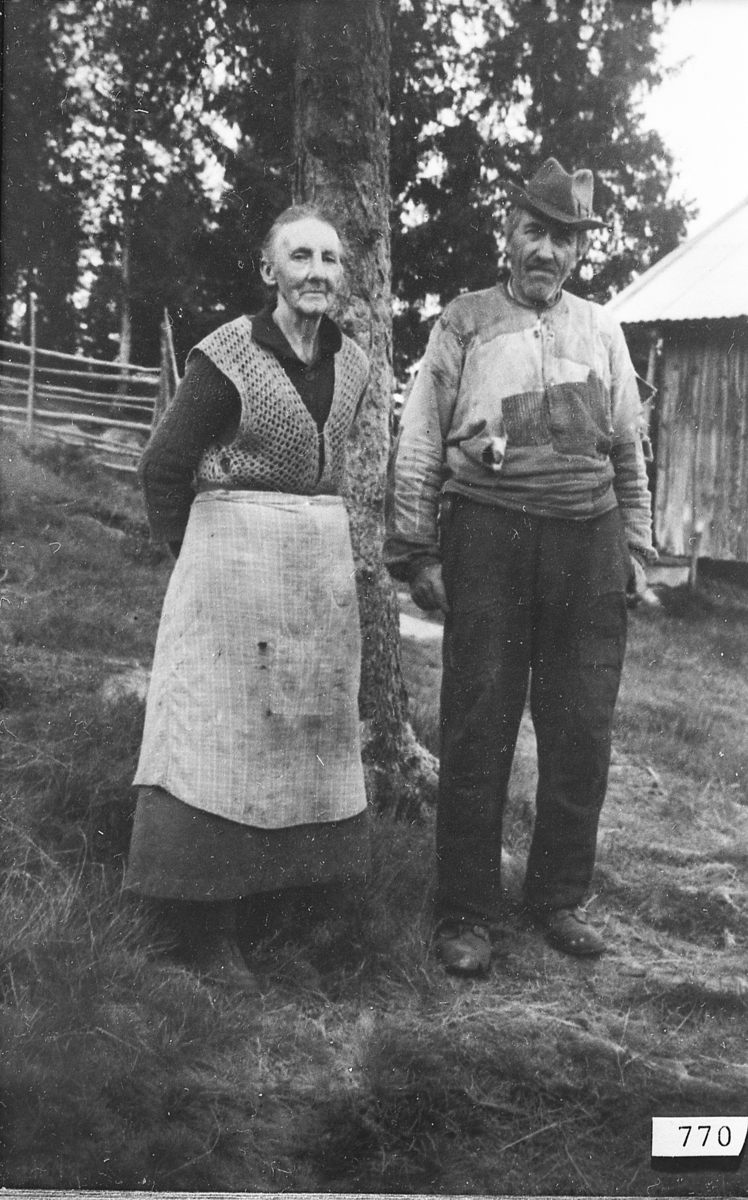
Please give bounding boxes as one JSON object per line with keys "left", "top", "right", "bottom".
{"left": 385, "top": 158, "right": 656, "bottom": 976}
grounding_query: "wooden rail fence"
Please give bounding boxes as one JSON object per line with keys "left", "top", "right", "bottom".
{"left": 0, "top": 300, "right": 179, "bottom": 473}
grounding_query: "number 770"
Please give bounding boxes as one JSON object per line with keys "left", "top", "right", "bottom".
{"left": 679, "top": 1124, "right": 732, "bottom": 1148}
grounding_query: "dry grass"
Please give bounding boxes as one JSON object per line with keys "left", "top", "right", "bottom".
{"left": 2, "top": 423, "right": 748, "bottom": 1194}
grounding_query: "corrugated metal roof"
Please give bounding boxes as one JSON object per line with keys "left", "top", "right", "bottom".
{"left": 606, "top": 196, "right": 748, "bottom": 324}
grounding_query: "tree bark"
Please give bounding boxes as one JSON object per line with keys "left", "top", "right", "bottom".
{"left": 292, "top": 0, "right": 437, "bottom": 818}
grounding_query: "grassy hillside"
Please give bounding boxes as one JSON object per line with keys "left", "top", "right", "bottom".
{"left": 2, "top": 425, "right": 748, "bottom": 1195}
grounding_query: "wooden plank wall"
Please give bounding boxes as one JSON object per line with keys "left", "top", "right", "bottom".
{"left": 654, "top": 322, "right": 748, "bottom": 560}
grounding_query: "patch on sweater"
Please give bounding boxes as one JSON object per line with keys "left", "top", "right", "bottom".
{"left": 447, "top": 419, "right": 508, "bottom": 474}
{"left": 502, "top": 371, "right": 613, "bottom": 458}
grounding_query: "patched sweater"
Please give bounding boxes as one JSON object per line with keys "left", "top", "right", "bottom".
{"left": 384, "top": 282, "right": 654, "bottom": 581}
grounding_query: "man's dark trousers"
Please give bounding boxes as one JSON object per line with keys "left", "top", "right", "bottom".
{"left": 436, "top": 496, "right": 630, "bottom": 926}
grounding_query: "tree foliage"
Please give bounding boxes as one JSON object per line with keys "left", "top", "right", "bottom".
{"left": 1, "top": 0, "right": 693, "bottom": 367}
{"left": 1, "top": 1, "right": 83, "bottom": 348}
{"left": 478, "top": 0, "right": 692, "bottom": 295}
{"left": 55, "top": 0, "right": 229, "bottom": 361}
{"left": 390, "top": 0, "right": 693, "bottom": 371}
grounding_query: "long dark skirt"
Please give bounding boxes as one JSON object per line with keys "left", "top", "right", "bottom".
{"left": 125, "top": 786, "right": 371, "bottom": 902}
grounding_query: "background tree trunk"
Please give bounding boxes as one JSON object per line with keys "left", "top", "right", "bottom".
{"left": 292, "top": 0, "right": 436, "bottom": 817}
{"left": 118, "top": 106, "right": 135, "bottom": 368}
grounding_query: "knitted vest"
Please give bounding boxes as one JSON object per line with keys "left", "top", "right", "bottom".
{"left": 192, "top": 316, "right": 369, "bottom": 495}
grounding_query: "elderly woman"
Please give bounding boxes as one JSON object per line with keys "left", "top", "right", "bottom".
{"left": 126, "top": 204, "right": 370, "bottom": 989}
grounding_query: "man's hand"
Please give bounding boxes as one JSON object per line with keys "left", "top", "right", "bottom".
{"left": 626, "top": 553, "right": 649, "bottom": 608}
{"left": 410, "top": 563, "right": 449, "bottom": 614}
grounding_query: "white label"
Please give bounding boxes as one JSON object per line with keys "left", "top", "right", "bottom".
{"left": 652, "top": 1117, "right": 748, "bottom": 1157}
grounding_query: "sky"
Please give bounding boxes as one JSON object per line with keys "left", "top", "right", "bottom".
{"left": 642, "top": 0, "right": 748, "bottom": 235}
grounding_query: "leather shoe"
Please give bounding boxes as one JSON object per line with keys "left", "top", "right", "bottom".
{"left": 535, "top": 906, "right": 605, "bottom": 957}
{"left": 436, "top": 921, "right": 492, "bottom": 976}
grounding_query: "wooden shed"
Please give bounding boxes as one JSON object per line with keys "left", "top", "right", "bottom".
{"left": 607, "top": 197, "right": 748, "bottom": 564}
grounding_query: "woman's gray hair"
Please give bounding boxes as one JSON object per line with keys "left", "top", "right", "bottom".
{"left": 261, "top": 203, "right": 348, "bottom": 268}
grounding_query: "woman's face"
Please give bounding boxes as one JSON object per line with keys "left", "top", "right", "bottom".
{"left": 261, "top": 217, "right": 344, "bottom": 319}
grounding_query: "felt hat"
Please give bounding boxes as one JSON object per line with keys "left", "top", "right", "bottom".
{"left": 502, "top": 157, "right": 607, "bottom": 230}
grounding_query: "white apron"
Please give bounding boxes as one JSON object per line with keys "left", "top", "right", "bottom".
{"left": 134, "top": 491, "right": 367, "bottom": 828}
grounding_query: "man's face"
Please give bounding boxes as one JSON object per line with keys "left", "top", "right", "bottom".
{"left": 506, "top": 210, "right": 580, "bottom": 306}
{"left": 261, "top": 217, "right": 344, "bottom": 319}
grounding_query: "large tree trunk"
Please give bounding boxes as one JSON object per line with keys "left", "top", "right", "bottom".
{"left": 293, "top": 0, "right": 436, "bottom": 817}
